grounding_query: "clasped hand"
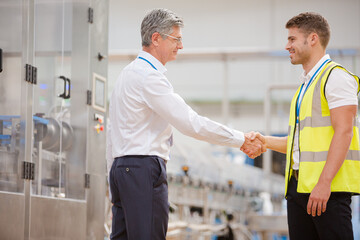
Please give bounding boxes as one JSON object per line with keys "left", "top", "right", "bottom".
{"left": 240, "top": 131, "right": 267, "bottom": 159}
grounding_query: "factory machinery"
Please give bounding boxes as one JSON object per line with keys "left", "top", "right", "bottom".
{"left": 167, "top": 145, "right": 287, "bottom": 240}
{"left": 0, "top": 0, "right": 109, "bottom": 239}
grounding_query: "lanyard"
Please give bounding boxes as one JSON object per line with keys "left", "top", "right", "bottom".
{"left": 138, "top": 56, "right": 157, "bottom": 70}
{"left": 296, "top": 59, "right": 331, "bottom": 123}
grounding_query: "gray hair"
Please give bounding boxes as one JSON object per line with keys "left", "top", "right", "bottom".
{"left": 141, "top": 8, "right": 184, "bottom": 47}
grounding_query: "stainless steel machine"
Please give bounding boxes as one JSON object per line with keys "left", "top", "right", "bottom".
{"left": 0, "top": 0, "right": 108, "bottom": 239}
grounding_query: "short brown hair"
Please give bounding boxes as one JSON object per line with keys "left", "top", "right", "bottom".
{"left": 286, "top": 12, "right": 330, "bottom": 48}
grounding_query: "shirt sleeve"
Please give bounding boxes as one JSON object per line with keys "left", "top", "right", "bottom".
{"left": 141, "top": 72, "right": 245, "bottom": 148}
{"left": 325, "top": 68, "right": 358, "bottom": 109}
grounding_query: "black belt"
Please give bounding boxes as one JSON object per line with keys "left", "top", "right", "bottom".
{"left": 292, "top": 169, "right": 299, "bottom": 181}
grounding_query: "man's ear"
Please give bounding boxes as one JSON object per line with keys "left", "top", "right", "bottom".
{"left": 309, "top": 32, "right": 319, "bottom": 46}
{"left": 152, "top": 32, "right": 162, "bottom": 47}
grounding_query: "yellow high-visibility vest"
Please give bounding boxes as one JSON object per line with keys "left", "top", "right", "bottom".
{"left": 285, "top": 61, "right": 360, "bottom": 196}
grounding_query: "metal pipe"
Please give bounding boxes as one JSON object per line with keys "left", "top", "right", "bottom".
{"left": 108, "top": 48, "right": 360, "bottom": 61}
{"left": 263, "top": 84, "right": 298, "bottom": 174}
{"left": 222, "top": 54, "right": 229, "bottom": 125}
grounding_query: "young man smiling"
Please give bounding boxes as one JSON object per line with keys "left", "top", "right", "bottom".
{"left": 262, "top": 12, "right": 360, "bottom": 240}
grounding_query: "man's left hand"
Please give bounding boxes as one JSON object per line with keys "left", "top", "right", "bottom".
{"left": 307, "top": 182, "right": 331, "bottom": 217}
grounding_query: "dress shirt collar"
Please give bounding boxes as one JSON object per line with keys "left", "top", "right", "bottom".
{"left": 299, "top": 54, "right": 330, "bottom": 84}
{"left": 138, "top": 50, "right": 167, "bottom": 74}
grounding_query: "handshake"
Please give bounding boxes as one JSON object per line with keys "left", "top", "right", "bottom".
{"left": 240, "top": 132, "right": 267, "bottom": 159}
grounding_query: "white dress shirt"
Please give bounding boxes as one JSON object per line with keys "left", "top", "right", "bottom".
{"left": 292, "top": 54, "right": 358, "bottom": 170}
{"left": 107, "top": 50, "right": 245, "bottom": 173}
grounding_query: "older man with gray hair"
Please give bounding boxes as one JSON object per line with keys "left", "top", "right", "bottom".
{"left": 107, "top": 8, "right": 265, "bottom": 240}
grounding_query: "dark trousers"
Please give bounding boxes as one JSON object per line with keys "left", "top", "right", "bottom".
{"left": 287, "top": 176, "right": 353, "bottom": 240}
{"left": 109, "top": 155, "right": 169, "bottom": 240}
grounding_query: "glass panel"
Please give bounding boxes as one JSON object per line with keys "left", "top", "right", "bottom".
{"left": 32, "top": 0, "right": 78, "bottom": 199}
{"left": 0, "top": 0, "right": 25, "bottom": 193}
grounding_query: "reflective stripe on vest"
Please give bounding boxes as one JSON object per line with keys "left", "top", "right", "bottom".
{"left": 301, "top": 150, "right": 360, "bottom": 162}
{"left": 285, "top": 61, "right": 360, "bottom": 196}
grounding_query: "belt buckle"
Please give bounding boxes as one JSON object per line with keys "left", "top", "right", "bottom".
{"left": 293, "top": 170, "right": 299, "bottom": 181}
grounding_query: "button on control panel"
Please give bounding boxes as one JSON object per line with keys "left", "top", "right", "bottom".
{"left": 94, "top": 113, "right": 104, "bottom": 134}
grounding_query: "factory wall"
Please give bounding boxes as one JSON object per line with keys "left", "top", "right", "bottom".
{"left": 107, "top": 0, "right": 360, "bottom": 135}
